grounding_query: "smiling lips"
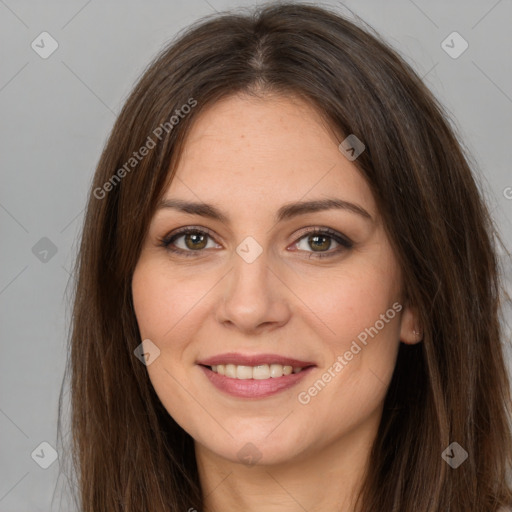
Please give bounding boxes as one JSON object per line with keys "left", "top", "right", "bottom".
{"left": 197, "top": 353, "right": 316, "bottom": 398}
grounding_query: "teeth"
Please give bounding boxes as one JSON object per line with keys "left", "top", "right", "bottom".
{"left": 225, "top": 364, "right": 237, "bottom": 378}
{"left": 253, "top": 364, "right": 270, "bottom": 380}
{"left": 209, "top": 363, "right": 303, "bottom": 379}
{"left": 236, "top": 365, "right": 253, "bottom": 379}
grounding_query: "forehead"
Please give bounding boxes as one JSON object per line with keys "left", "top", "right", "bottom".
{"left": 163, "top": 93, "right": 376, "bottom": 220}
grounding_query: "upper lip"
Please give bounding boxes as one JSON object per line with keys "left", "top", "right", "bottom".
{"left": 197, "top": 353, "right": 316, "bottom": 368}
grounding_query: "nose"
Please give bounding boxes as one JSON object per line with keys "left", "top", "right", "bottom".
{"left": 215, "top": 246, "right": 291, "bottom": 334}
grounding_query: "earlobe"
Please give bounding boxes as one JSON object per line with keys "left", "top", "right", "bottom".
{"left": 399, "top": 304, "right": 423, "bottom": 345}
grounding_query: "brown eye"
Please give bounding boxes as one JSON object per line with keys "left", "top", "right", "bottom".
{"left": 160, "top": 227, "right": 220, "bottom": 257}
{"left": 307, "top": 234, "right": 332, "bottom": 251}
{"left": 182, "top": 231, "right": 208, "bottom": 250}
{"left": 291, "top": 228, "right": 353, "bottom": 259}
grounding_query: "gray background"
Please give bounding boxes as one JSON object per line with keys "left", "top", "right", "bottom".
{"left": 1, "top": 0, "right": 511, "bottom": 510}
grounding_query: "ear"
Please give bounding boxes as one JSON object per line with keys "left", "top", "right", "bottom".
{"left": 399, "top": 303, "right": 422, "bottom": 345}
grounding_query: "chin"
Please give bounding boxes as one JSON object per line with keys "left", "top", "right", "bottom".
{"left": 196, "top": 427, "right": 310, "bottom": 468}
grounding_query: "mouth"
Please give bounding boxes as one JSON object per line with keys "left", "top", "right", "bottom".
{"left": 196, "top": 353, "right": 316, "bottom": 398}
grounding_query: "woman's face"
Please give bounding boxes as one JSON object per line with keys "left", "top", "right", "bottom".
{"left": 132, "top": 93, "right": 419, "bottom": 467}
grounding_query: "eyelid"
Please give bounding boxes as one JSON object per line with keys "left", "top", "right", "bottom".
{"left": 292, "top": 225, "right": 353, "bottom": 247}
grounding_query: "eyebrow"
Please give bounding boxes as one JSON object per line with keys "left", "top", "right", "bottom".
{"left": 157, "top": 197, "right": 373, "bottom": 224}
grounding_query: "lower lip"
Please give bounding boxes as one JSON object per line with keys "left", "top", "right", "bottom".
{"left": 199, "top": 365, "right": 315, "bottom": 399}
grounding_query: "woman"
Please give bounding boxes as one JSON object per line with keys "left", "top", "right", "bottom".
{"left": 59, "top": 2, "right": 512, "bottom": 511}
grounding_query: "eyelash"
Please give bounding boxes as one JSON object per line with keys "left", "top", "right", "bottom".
{"left": 158, "top": 226, "right": 353, "bottom": 259}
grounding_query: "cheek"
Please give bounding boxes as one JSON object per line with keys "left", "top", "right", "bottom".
{"left": 291, "top": 255, "right": 401, "bottom": 351}
{"left": 131, "top": 264, "right": 168, "bottom": 341}
{"left": 290, "top": 251, "right": 402, "bottom": 405}
{"left": 131, "top": 260, "right": 206, "bottom": 431}
{"left": 131, "top": 259, "right": 205, "bottom": 343}
{"left": 294, "top": 297, "right": 401, "bottom": 448}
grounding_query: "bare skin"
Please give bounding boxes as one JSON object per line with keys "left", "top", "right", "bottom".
{"left": 132, "top": 92, "right": 421, "bottom": 512}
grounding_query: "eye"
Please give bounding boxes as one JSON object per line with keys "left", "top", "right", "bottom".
{"left": 159, "top": 227, "right": 220, "bottom": 257}
{"left": 290, "top": 228, "right": 353, "bottom": 259}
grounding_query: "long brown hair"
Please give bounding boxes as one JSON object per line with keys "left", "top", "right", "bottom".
{"left": 57, "top": 2, "right": 512, "bottom": 510}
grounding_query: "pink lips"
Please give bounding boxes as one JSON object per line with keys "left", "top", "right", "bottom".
{"left": 197, "top": 353, "right": 316, "bottom": 399}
